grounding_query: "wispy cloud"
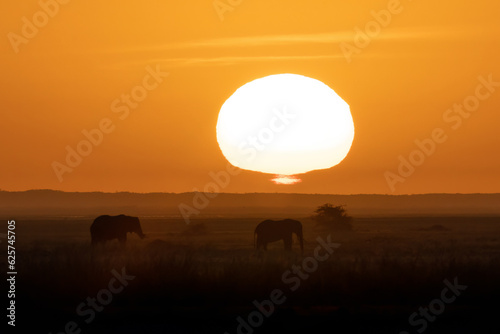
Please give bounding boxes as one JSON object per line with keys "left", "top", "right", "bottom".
{"left": 106, "top": 54, "right": 343, "bottom": 70}
{"left": 96, "top": 26, "right": 498, "bottom": 69}
{"left": 92, "top": 32, "right": 351, "bottom": 55}
{"left": 172, "top": 32, "right": 352, "bottom": 49}
{"left": 159, "top": 54, "right": 343, "bottom": 66}
{"left": 145, "top": 26, "right": 495, "bottom": 52}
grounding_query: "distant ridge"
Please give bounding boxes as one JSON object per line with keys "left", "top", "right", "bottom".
{"left": 1, "top": 190, "right": 499, "bottom": 218}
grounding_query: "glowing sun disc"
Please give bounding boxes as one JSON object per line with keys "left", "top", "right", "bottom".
{"left": 216, "top": 73, "right": 354, "bottom": 176}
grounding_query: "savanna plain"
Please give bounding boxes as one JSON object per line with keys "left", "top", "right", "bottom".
{"left": 6, "top": 214, "right": 500, "bottom": 333}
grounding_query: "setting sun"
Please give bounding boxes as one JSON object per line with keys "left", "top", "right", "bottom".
{"left": 216, "top": 74, "right": 355, "bottom": 182}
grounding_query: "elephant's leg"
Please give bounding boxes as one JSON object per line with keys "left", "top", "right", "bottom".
{"left": 256, "top": 237, "right": 263, "bottom": 251}
{"left": 283, "top": 236, "right": 292, "bottom": 251}
{"left": 118, "top": 234, "right": 127, "bottom": 246}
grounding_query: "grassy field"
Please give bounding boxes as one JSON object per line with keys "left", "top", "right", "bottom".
{"left": 6, "top": 215, "right": 500, "bottom": 333}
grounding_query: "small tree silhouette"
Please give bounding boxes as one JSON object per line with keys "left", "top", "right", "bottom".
{"left": 313, "top": 203, "right": 353, "bottom": 231}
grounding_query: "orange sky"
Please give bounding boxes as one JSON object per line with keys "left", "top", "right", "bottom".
{"left": 1, "top": 0, "right": 499, "bottom": 194}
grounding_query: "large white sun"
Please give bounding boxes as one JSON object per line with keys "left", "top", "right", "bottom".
{"left": 216, "top": 73, "right": 354, "bottom": 183}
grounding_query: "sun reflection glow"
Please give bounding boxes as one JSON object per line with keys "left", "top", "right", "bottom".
{"left": 271, "top": 175, "right": 302, "bottom": 185}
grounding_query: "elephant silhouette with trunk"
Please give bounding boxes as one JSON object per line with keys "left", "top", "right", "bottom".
{"left": 254, "top": 219, "right": 303, "bottom": 253}
{"left": 90, "top": 214, "right": 145, "bottom": 245}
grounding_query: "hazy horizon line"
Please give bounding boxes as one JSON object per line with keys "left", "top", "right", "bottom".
{"left": 1, "top": 189, "right": 499, "bottom": 196}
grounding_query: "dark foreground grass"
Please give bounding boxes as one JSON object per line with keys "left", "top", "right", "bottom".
{"left": 7, "top": 216, "right": 500, "bottom": 333}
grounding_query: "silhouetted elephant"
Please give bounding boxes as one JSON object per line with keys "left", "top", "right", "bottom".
{"left": 254, "top": 219, "right": 303, "bottom": 252}
{"left": 90, "top": 215, "right": 145, "bottom": 245}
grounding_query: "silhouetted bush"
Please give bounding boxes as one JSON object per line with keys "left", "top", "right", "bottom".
{"left": 312, "top": 203, "right": 353, "bottom": 231}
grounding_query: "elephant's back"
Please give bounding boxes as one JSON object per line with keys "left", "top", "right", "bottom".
{"left": 254, "top": 220, "right": 273, "bottom": 233}
{"left": 90, "top": 215, "right": 113, "bottom": 232}
{"left": 255, "top": 219, "right": 301, "bottom": 234}
{"left": 284, "top": 218, "right": 302, "bottom": 229}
